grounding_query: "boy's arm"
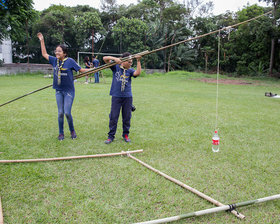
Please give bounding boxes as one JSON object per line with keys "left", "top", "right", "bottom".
{"left": 103, "top": 56, "right": 122, "bottom": 64}
{"left": 133, "top": 56, "right": 142, "bottom": 77}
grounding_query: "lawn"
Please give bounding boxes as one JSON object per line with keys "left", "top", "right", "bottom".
{"left": 0, "top": 71, "right": 279, "bottom": 223}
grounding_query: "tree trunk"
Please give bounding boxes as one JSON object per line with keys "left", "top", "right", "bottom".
{"left": 25, "top": 19, "right": 29, "bottom": 64}
{"left": 269, "top": 38, "right": 275, "bottom": 76}
{"left": 269, "top": 0, "right": 278, "bottom": 76}
{"left": 92, "top": 28, "right": 95, "bottom": 56}
{"left": 205, "top": 52, "right": 208, "bottom": 73}
{"left": 167, "top": 33, "right": 176, "bottom": 72}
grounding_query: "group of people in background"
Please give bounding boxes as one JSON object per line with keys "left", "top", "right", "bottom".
{"left": 83, "top": 55, "right": 100, "bottom": 84}
{"left": 37, "top": 32, "right": 142, "bottom": 144}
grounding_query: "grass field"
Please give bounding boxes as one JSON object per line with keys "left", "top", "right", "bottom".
{"left": 0, "top": 71, "right": 279, "bottom": 223}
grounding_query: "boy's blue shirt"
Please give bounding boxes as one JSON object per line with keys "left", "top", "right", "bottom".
{"left": 92, "top": 59, "right": 100, "bottom": 67}
{"left": 110, "top": 64, "right": 136, "bottom": 97}
{"left": 49, "top": 56, "right": 81, "bottom": 91}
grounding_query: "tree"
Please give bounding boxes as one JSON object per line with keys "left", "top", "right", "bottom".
{"left": 223, "top": 5, "right": 272, "bottom": 75}
{"left": 258, "top": 0, "right": 280, "bottom": 75}
{"left": 75, "top": 11, "right": 104, "bottom": 54}
{"left": 112, "top": 17, "right": 148, "bottom": 54}
{"left": 0, "top": 0, "right": 36, "bottom": 41}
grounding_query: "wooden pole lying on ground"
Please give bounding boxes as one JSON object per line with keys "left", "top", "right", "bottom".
{"left": 134, "top": 194, "right": 280, "bottom": 224}
{"left": 0, "top": 150, "right": 143, "bottom": 164}
{"left": 0, "top": 196, "right": 3, "bottom": 224}
{"left": 127, "top": 154, "right": 245, "bottom": 219}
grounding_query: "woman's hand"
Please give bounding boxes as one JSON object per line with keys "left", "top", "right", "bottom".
{"left": 37, "top": 32, "right": 44, "bottom": 41}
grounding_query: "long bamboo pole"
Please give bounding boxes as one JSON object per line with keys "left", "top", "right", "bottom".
{"left": 127, "top": 154, "right": 245, "bottom": 219}
{"left": 0, "top": 196, "right": 3, "bottom": 224}
{"left": 0, "top": 11, "right": 272, "bottom": 108}
{"left": 0, "top": 150, "right": 143, "bottom": 164}
{"left": 134, "top": 194, "right": 280, "bottom": 224}
{"left": 0, "top": 50, "right": 148, "bottom": 108}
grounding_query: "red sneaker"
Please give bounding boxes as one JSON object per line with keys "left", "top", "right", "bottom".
{"left": 123, "top": 134, "right": 131, "bottom": 143}
{"left": 104, "top": 138, "right": 113, "bottom": 144}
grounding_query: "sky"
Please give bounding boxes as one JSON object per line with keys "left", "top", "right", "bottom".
{"left": 32, "top": 0, "right": 269, "bottom": 15}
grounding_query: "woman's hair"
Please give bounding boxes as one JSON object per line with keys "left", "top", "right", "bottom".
{"left": 84, "top": 56, "right": 90, "bottom": 62}
{"left": 56, "top": 44, "right": 68, "bottom": 57}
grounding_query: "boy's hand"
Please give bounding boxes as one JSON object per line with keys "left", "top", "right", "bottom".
{"left": 135, "top": 55, "right": 142, "bottom": 61}
{"left": 114, "top": 58, "right": 122, "bottom": 64}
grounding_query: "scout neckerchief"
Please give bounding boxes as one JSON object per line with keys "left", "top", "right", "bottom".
{"left": 57, "top": 57, "right": 68, "bottom": 85}
{"left": 120, "top": 65, "right": 129, "bottom": 92}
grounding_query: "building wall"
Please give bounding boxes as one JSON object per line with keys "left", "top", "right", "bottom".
{"left": 0, "top": 63, "right": 52, "bottom": 75}
{"left": 0, "top": 38, "right": 12, "bottom": 64}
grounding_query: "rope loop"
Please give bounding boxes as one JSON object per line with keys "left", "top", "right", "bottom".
{"left": 227, "top": 203, "right": 238, "bottom": 213}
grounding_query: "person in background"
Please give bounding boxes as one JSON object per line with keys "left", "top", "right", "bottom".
{"left": 84, "top": 56, "right": 92, "bottom": 84}
{"left": 103, "top": 52, "right": 142, "bottom": 144}
{"left": 37, "top": 32, "right": 90, "bottom": 141}
{"left": 92, "top": 55, "right": 100, "bottom": 83}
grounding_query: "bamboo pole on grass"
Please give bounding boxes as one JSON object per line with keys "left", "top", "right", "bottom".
{"left": 0, "top": 196, "right": 3, "bottom": 224}
{"left": 127, "top": 154, "right": 245, "bottom": 219}
{"left": 0, "top": 150, "right": 143, "bottom": 164}
{"left": 134, "top": 194, "right": 280, "bottom": 224}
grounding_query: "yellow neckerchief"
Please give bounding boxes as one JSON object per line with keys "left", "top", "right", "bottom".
{"left": 120, "top": 65, "right": 128, "bottom": 92}
{"left": 57, "top": 57, "right": 68, "bottom": 85}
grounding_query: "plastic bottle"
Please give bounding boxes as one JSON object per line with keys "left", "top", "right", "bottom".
{"left": 212, "top": 130, "right": 219, "bottom": 152}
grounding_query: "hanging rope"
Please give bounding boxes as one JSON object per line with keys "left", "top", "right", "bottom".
{"left": 215, "top": 30, "right": 221, "bottom": 130}
{"left": 0, "top": 11, "right": 272, "bottom": 108}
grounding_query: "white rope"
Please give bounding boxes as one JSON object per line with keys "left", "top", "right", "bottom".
{"left": 215, "top": 30, "right": 221, "bottom": 130}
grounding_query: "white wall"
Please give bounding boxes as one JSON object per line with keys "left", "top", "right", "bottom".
{"left": 0, "top": 38, "right": 12, "bottom": 64}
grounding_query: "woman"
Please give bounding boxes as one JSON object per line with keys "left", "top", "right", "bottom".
{"left": 37, "top": 32, "right": 90, "bottom": 141}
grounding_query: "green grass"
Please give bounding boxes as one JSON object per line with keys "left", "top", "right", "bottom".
{"left": 0, "top": 71, "right": 279, "bottom": 223}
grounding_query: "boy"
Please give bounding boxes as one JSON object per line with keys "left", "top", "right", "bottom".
{"left": 103, "top": 52, "right": 141, "bottom": 144}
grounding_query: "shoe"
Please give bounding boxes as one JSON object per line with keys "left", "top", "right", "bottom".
{"left": 104, "top": 138, "right": 113, "bottom": 144}
{"left": 123, "top": 134, "right": 131, "bottom": 143}
{"left": 85, "top": 82, "right": 88, "bottom": 84}
{"left": 71, "top": 130, "right": 77, "bottom": 139}
{"left": 58, "top": 134, "right": 64, "bottom": 141}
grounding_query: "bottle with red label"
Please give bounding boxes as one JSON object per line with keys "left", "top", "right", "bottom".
{"left": 212, "top": 130, "right": 219, "bottom": 152}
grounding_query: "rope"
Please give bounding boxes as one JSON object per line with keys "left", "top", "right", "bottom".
{"left": 215, "top": 30, "right": 221, "bottom": 130}
{"left": 0, "top": 11, "right": 272, "bottom": 108}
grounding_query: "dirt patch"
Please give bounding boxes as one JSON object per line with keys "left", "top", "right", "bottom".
{"left": 196, "top": 78, "right": 254, "bottom": 85}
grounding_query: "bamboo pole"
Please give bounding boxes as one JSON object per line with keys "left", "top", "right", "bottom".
{"left": 0, "top": 150, "right": 143, "bottom": 164}
{"left": 0, "top": 11, "right": 272, "bottom": 108}
{"left": 134, "top": 194, "right": 280, "bottom": 224}
{"left": 0, "top": 196, "right": 3, "bottom": 224}
{"left": 127, "top": 154, "right": 245, "bottom": 219}
{"left": 0, "top": 51, "right": 148, "bottom": 108}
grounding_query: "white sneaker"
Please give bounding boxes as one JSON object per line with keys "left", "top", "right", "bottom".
{"left": 85, "top": 82, "right": 88, "bottom": 84}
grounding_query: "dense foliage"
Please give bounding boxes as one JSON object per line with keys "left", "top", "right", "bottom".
{"left": 1, "top": 0, "right": 279, "bottom": 76}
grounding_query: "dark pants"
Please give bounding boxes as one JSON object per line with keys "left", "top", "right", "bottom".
{"left": 108, "top": 96, "right": 132, "bottom": 140}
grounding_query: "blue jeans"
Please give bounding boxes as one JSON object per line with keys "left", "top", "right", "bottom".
{"left": 55, "top": 90, "right": 75, "bottom": 134}
{"left": 94, "top": 72, "right": 99, "bottom": 83}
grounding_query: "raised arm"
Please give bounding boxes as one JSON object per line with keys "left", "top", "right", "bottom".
{"left": 103, "top": 56, "right": 122, "bottom": 64}
{"left": 133, "top": 55, "right": 142, "bottom": 77}
{"left": 37, "top": 32, "right": 49, "bottom": 61}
